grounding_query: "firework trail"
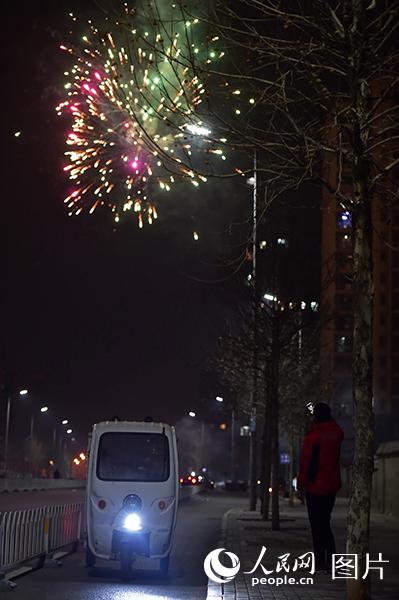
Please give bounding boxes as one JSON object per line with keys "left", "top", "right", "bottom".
{"left": 56, "top": 2, "right": 226, "bottom": 227}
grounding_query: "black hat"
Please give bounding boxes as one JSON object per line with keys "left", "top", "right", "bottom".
{"left": 313, "top": 403, "right": 331, "bottom": 423}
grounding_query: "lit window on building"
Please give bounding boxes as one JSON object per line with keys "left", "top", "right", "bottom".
{"left": 336, "top": 336, "right": 352, "bottom": 353}
{"left": 338, "top": 211, "right": 352, "bottom": 229}
{"left": 336, "top": 232, "right": 352, "bottom": 250}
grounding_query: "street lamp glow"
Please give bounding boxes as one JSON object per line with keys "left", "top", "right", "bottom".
{"left": 188, "top": 411, "right": 196, "bottom": 418}
{"left": 216, "top": 396, "right": 224, "bottom": 402}
{"left": 185, "top": 123, "right": 211, "bottom": 137}
{"left": 263, "top": 293, "right": 277, "bottom": 302}
{"left": 61, "top": 419, "right": 68, "bottom": 425}
{"left": 66, "top": 428, "right": 73, "bottom": 434}
{"left": 19, "top": 389, "right": 28, "bottom": 396}
{"left": 40, "top": 406, "right": 49, "bottom": 413}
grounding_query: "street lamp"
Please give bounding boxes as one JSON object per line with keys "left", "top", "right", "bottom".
{"left": 29, "top": 404, "right": 50, "bottom": 476}
{"left": 3, "top": 388, "right": 29, "bottom": 474}
{"left": 216, "top": 396, "right": 236, "bottom": 482}
{"left": 61, "top": 419, "right": 68, "bottom": 425}
{"left": 188, "top": 411, "right": 205, "bottom": 472}
{"left": 247, "top": 150, "right": 259, "bottom": 511}
{"left": 66, "top": 428, "right": 73, "bottom": 434}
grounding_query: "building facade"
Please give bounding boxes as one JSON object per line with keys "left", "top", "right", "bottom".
{"left": 320, "top": 175, "right": 399, "bottom": 462}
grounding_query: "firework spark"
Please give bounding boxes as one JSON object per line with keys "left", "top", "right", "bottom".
{"left": 56, "top": 4, "right": 225, "bottom": 227}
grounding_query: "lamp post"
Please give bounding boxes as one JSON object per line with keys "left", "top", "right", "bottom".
{"left": 3, "top": 388, "right": 28, "bottom": 474}
{"left": 216, "top": 396, "right": 236, "bottom": 482}
{"left": 248, "top": 149, "right": 259, "bottom": 511}
{"left": 57, "top": 420, "right": 69, "bottom": 466}
{"left": 29, "top": 405, "right": 49, "bottom": 476}
{"left": 188, "top": 411, "right": 205, "bottom": 472}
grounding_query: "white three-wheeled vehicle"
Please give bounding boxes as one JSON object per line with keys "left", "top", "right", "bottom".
{"left": 86, "top": 420, "right": 179, "bottom": 577}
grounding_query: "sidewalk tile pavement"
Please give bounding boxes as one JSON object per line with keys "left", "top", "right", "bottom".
{"left": 206, "top": 497, "right": 399, "bottom": 600}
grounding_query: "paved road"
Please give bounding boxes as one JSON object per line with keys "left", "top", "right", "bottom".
{"left": 8, "top": 492, "right": 246, "bottom": 600}
{"left": 0, "top": 489, "right": 86, "bottom": 511}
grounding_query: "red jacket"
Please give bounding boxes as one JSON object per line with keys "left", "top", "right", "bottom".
{"left": 297, "top": 419, "right": 344, "bottom": 495}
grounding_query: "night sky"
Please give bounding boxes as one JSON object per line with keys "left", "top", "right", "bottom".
{"left": 1, "top": 1, "right": 320, "bottom": 450}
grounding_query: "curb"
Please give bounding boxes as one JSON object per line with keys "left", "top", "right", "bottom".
{"left": 205, "top": 508, "right": 236, "bottom": 600}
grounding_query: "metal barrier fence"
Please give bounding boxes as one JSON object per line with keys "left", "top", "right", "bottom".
{"left": 0, "top": 486, "right": 199, "bottom": 583}
{"left": 0, "top": 503, "right": 84, "bottom": 577}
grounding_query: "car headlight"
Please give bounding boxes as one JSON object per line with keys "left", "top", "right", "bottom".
{"left": 123, "top": 512, "right": 142, "bottom": 532}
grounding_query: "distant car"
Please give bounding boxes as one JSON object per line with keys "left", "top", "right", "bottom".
{"left": 224, "top": 480, "right": 248, "bottom": 492}
{"left": 179, "top": 474, "right": 201, "bottom": 486}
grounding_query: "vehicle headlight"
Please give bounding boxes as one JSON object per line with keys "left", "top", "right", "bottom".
{"left": 123, "top": 512, "right": 142, "bottom": 532}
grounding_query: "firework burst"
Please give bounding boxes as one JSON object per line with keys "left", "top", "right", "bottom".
{"left": 56, "top": 4, "right": 225, "bottom": 227}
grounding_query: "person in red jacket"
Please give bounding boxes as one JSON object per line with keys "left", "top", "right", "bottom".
{"left": 297, "top": 402, "right": 344, "bottom": 571}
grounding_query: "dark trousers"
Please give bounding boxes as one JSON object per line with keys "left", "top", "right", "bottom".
{"left": 306, "top": 492, "right": 336, "bottom": 569}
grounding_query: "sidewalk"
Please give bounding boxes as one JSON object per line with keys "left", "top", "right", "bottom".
{"left": 206, "top": 497, "right": 399, "bottom": 600}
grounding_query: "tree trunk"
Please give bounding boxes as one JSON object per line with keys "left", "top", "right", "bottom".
{"left": 288, "top": 434, "right": 295, "bottom": 507}
{"left": 271, "top": 308, "right": 280, "bottom": 530}
{"left": 261, "top": 386, "right": 272, "bottom": 520}
{"left": 249, "top": 158, "right": 259, "bottom": 511}
{"left": 346, "top": 199, "right": 374, "bottom": 600}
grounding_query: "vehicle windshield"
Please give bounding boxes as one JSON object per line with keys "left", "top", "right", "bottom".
{"left": 97, "top": 432, "right": 170, "bottom": 482}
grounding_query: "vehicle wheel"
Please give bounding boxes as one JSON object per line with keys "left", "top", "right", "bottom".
{"left": 121, "top": 545, "right": 133, "bottom": 579}
{"left": 86, "top": 545, "right": 96, "bottom": 569}
{"left": 160, "top": 554, "right": 170, "bottom": 577}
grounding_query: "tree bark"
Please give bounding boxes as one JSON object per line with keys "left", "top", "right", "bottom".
{"left": 271, "top": 308, "right": 280, "bottom": 530}
{"left": 261, "top": 385, "right": 272, "bottom": 520}
{"left": 346, "top": 200, "right": 374, "bottom": 600}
